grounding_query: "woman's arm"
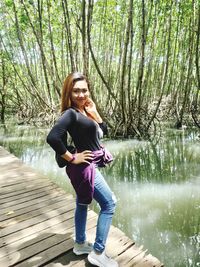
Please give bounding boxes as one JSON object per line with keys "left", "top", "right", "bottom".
{"left": 85, "top": 98, "right": 103, "bottom": 123}
{"left": 85, "top": 98, "right": 108, "bottom": 136}
{"left": 47, "top": 109, "right": 93, "bottom": 164}
{"left": 46, "top": 109, "right": 76, "bottom": 156}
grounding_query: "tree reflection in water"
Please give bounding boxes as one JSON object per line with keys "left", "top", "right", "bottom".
{"left": 102, "top": 130, "right": 200, "bottom": 267}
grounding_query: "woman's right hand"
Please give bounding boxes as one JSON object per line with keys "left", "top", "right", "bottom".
{"left": 72, "top": 150, "right": 94, "bottom": 165}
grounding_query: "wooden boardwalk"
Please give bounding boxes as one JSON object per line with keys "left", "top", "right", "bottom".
{"left": 0, "top": 146, "right": 163, "bottom": 267}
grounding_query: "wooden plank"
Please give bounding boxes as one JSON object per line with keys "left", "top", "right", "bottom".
{"left": 0, "top": 190, "right": 64, "bottom": 215}
{"left": 0, "top": 175, "right": 49, "bottom": 188}
{"left": 0, "top": 242, "right": 7, "bottom": 259}
{"left": 0, "top": 163, "right": 47, "bottom": 176}
{"left": 0, "top": 178, "right": 31, "bottom": 186}
{"left": 0, "top": 182, "right": 68, "bottom": 206}
{"left": 1, "top": 210, "right": 96, "bottom": 249}
{"left": 38, "top": 226, "right": 135, "bottom": 267}
{"left": 116, "top": 245, "right": 145, "bottom": 266}
{"left": 43, "top": 224, "right": 132, "bottom": 267}
{"left": 0, "top": 257, "right": 9, "bottom": 267}
{"left": 0, "top": 162, "right": 51, "bottom": 188}
{"left": 16, "top": 237, "right": 74, "bottom": 267}
{"left": 1, "top": 211, "right": 96, "bottom": 259}
{"left": 0, "top": 215, "right": 75, "bottom": 253}
{"left": 0, "top": 207, "right": 74, "bottom": 251}
{"left": 15, "top": 216, "right": 97, "bottom": 267}
{"left": 133, "top": 254, "right": 164, "bottom": 267}
{"left": 0, "top": 217, "right": 75, "bottom": 256}
{"left": 0, "top": 184, "right": 60, "bottom": 204}
{"left": 0, "top": 156, "right": 21, "bottom": 167}
{"left": 0, "top": 167, "right": 49, "bottom": 184}
{"left": 0, "top": 195, "right": 74, "bottom": 227}
{"left": 1, "top": 209, "right": 75, "bottom": 247}
{"left": 1, "top": 189, "right": 59, "bottom": 209}
{"left": 0, "top": 178, "right": 54, "bottom": 194}
{"left": 0, "top": 194, "right": 72, "bottom": 222}
{"left": 44, "top": 250, "right": 88, "bottom": 267}
{"left": 2, "top": 230, "right": 74, "bottom": 266}
{"left": 1, "top": 214, "right": 97, "bottom": 267}
{"left": 0, "top": 182, "right": 57, "bottom": 200}
{"left": 1, "top": 200, "right": 75, "bottom": 237}
{"left": 126, "top": 250, "right": 147, "bottom": 267}
{"left": 0, "top": 182, "right": 53, "bottom": 198}
{"left": 104, "top": 226, "right": 135, "bottom": 258}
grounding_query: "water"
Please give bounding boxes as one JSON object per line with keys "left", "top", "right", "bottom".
{"left": 0, "top": 123, "right": 199, "bottom": 267}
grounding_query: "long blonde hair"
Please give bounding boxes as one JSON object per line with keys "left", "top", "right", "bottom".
{"left": 61, "top": 72, "right": 88, "bottom": 112}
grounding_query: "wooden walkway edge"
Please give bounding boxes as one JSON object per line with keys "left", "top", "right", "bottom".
{"left": 0, "top": 146, "right": 164, "bottom": 267}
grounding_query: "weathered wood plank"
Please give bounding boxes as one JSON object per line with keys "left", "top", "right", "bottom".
{"left": 1, "top": 209, "right": 96, "bottom": 248}
{"left": 1, "top": 200, "right": 75, "bottom": 236}
{"left": 0, "top": 190, "right": 64, "bottom": 216}
{"left": 0, "top": 257, "right": 9, "bottom": 267}
{"left": 0, "top": 196, "right": 74, "bottom": 227}
{"left": 0, "top": 216, "right": 75, "bottom": 260}
{"left": 1, "top": 190, "right": 58, "bottom": 209}
{"left": 0, "top": 178, "right": 54, "bottom": 194}
{"left": 0, "top": 168, "right": 49, "bottom": 184}
{"left": 1, "top": 210, "right": 75, "bottom": 247}
{"left": 44, "top": 250, "right": 88, "bottom": 267}
{"left": 0, "top": 217, "right": 75, "bottom": 257}
{"left": 0, "top": 211, "right": 97, "bottom": 262}
{"left": 104, "top": 226, "right": 135, "bottom": 257}
{"left": 1, "top": 215, "right": 97, "bottom": 267}
{"left": 0, "top": 183, "right": 57, "bottom": 200}
{"left": 133, "top": 254, "right": 164, "bottom": 267}
{"left": 0, "top": 195, "right": 72, "bottom": 222}
{"left": 115, "top": 246, "right": 146, "bottom": 267}
{"left": 0, "top": 184, "right": 60, "bottom": 205}
{"left": 14, "top": 217, "right": 97, "bottom": 267}
{"left": 0, "top": 243, "right": 8, "bottom": 259}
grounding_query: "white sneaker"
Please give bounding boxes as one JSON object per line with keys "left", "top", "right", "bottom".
{"left": 88, "top": 250, "right": 118, "bottom": 267}
{"left": 73, "top": 241, "right": 93, "bottom": 255}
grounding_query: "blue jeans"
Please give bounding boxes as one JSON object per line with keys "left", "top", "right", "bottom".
{"left": 75, "top": 168, "right": 117, "bottom": 252}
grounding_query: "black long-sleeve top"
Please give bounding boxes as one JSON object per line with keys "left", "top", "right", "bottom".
{"left": 46, "top": 108, "right": 108, "bottom": 156}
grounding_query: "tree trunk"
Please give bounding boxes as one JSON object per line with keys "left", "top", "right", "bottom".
{"left": 13, "top": 1, "right": 37, "bottom": 89}
{"left": 62, "top": 0, "right": 75, "bottom": 72}
{"left": 194, "top": 2, "right": 200, "bottom": 107}
{"left": 136, "top": 0, "right": 146, "bottom": 131}
{"left": 47, "top": 0, "right": 61, "bottom": 97}
{"left": 0, "top": 44, "right": 6, "bottom": 123}
{"left": 119, "top": 0, "right": 133, "bottom": 131}
{"left": 87, "top": 0, "right": 118, "bottom": 104}
{"left": 178, "top": 15, "right": 195, "bottom": 127}
{"left": 81, "top": 0, "right": 89, "bottom": 76}
{"left": 147, "top": 0, "right": 173, "bottom": 131}
{"left": 21, "top": 0, "right": 52, "bottom": 106}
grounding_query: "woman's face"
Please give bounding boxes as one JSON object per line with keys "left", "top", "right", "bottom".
{"left": 71, "top": 80, "right": 89, "bottom": 109}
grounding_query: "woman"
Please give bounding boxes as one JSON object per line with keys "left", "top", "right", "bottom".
{"left": 47, "top": 72, "right": 118, "bottom": 267}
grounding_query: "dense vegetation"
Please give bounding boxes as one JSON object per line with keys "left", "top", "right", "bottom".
{"left": 0, "top": 0, "right": 200, "bottom": 137}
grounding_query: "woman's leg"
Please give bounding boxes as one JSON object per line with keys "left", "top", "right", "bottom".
{"left": 74, "top": 200, "right": 88, "bottom": 243}
{"left": 73, "top": 200, "right": 93, "bottom": 255}
{"left": 93, "top": 168, "right": 117, "bottom": 252}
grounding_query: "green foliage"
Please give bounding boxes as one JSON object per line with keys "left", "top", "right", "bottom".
{"left": 5, "top": 0, "right": 13, "bottom": 8}
{"left": 0, "top": 0, "right": 199, "bottom": 135}
{"left": 19, "top": 12, "right": 29, "bottom": 26}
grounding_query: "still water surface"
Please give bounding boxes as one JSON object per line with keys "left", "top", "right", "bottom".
{"left": 0, "top": 123, "right": 199, "bottom": 267}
